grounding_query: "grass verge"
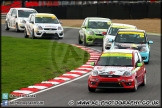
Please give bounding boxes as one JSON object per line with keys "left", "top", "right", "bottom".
{"left": 2, "top": 36, "right": 90, "bottom": 95}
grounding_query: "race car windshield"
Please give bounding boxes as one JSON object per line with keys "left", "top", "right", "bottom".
{"left": 18, "top": 10, "right": 37, "bottom": 17}
{"left": 114, "top": 33, "right": 146, "bottom": 43}
{"left": 88, "top": 21, "right": 110, "bottom": 29}
{"left": 108, "top": 27, "right": 124, "bottom": 36}
{"left": 35, "top": 17, "right": 59, "bottom": 24}
{"left": 96, "top": 56, "right": 132, "bottom": 66}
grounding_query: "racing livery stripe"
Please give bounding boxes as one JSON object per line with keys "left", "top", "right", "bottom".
{"left": 10, "top": 44, "right": 100, "bottom": 97}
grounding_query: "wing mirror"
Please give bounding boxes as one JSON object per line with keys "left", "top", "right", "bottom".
{"left": 81, "top": 26, "right": 86, "bottom": 29}
{"left": 109, "top": 38, "right": 114, "bottom": 42}
{"left": 90, "top": 62, "right": 95, "bottom": 66}
{"left": 137, "top": 63, "right": 142, "bottom": 67}
{"left": 148, "top": 40, "right": 153, "bottom": 44}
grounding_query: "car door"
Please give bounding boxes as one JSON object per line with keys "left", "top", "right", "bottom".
{"left": 79, "top": 19, "right": 87, "bottom": 40}
{"left": 134, "top": 52, "right": 142, "bottom": 84}
{"left": 28, "top": 15, "right": 34, "bottom": 34}
{"left": 6, "top": 8, "right": 13, "bottom": 24}
{"left": 10, "top": 9, "right": 17, "bottom": 28}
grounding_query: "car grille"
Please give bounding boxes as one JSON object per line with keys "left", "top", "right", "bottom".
{"left": 96, "top": 34, "right": 104, "bottom": 36}
{"left": 93, "top": 38, "right": 103, "bottom": 44}
{"left": 99, "top": 75, "right": 121, "bottom": 78}
{"left": 44, "top": 28, "right": 57, "bottom": 30}
{"left": 42, "top": 33, "right": 58, "bottom": 37}
{"left": 98, "top": 82, "right": 123, "bottom": 88}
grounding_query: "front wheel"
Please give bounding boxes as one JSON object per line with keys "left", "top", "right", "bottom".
{"left": 88, "top": 85, "right": 96, "bottom": 92}
{"left": 32, "top": 30, "right": 36, "bottom": 39}
{"left": 131, "top": 78, "right": 138, "bottom": 92}
{"left": 141, "top": 73, "right": 146, "bottom": 86}
{"left": 5, "top": 21, "right": 9, "bottom": 30}
{"left": 145, "top": 53, "right": 150, "bottom": 64}
{"left": 78, "top": 34, "right": 83, "bottom": 44}
{"left": 24, "top": 28, "right": 29, "bottom": 38}
{"left": 58, "top": 37, "right": 63, "bottom": 39}
{"left": 16, "top": 23, "right": 20, "bottom": 32}
{"left": 83, "top": 35, "right": 88, "bottom": 46}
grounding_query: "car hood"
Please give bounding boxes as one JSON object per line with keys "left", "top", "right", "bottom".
{"left": 35, "top": 23, "right": 61, "bottom": 28}
{"left": 87, "top": 28, "right": 107, "bottom": 34}
{"left": 105, "top": 35, "right": 116, "bottom": 40}
{"left": 93, "top": 66, "right": 134, "bottom": 76}
{"left": 114, "top": 43, "right": 147, "bottom": 51}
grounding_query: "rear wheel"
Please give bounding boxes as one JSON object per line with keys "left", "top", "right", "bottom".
{"left": 5, "top": 21, "right": 9, "bottom": 30}
{"left": 88, "top": 85, "right": 96, "bottom": 92}
{"left": 24, "top": 28, "right": 29, "bottom": 38}
{"left": 78, "top": 34, "right": 83, "bottom": 44}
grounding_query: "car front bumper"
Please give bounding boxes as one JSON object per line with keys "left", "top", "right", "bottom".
{"left": 88, "top": 75, "right": 135, "bottom": 89}
{"left": 18, "top": 23, "right": 25, "bottom": 30}
{"left": 85, "top": 35, "right": 104, "bottom": 45}
{"left": 34, "top": 30, "right": 64, "bottom": 38}
{"left": 140, "top": 52, "right": 149, "bottom": 62}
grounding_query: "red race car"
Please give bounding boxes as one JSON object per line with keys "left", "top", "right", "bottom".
{"left": 88, "top": 49, "right": 146, "bottom": 92}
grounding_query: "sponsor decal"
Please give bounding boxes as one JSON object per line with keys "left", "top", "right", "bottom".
{"left": 101, "top": 52, "right": 132, "bottom": 57}
{"left": 118, "top": 32, "right": 144, "bottom": 37}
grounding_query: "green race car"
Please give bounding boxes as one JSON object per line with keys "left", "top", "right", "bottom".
{"left": 78, "top": 17, "right": 112, "bottom": 46}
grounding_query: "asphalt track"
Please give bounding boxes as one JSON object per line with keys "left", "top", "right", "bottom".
{"left": 1, "top": 24, "right": 161, "bottom": 107}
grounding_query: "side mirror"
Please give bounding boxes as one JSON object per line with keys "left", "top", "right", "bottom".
{"left": 30, "top": 21, "right": 34, "bottom": 24}
{"left": 13, "top": 15, "right": 17, "bottom": 18}
{"left": 137, "top": 63, "right": 142, "bottom": 67}
{"left": 59, "top": 21, "right": 62, "bottom": 24}
{"left": 90, "top": 62, "right": 95, "bottom": 66}
{"left": 148, "top": 40, "right": 153, "bottom": 44}
{"left": 102, "top": 32, "right": 107, "bottom": 35}
{"left": 109, "top": 38, "right": 114, "bottom": 42}
{"left": 81, "top": 26, "right": 86, "bottom": 29}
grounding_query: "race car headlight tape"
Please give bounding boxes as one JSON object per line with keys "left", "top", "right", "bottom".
{"left": 122, "top": 71, "right": 132, "bottom": 77}
{"left": 140, "top": 47, "right": 147, "bottom": 52}
{"left": 91, "top": 70, "right": 99, "bottom": 76}
{"left": 87, "top": 31, "right": 94, "bottom": 35}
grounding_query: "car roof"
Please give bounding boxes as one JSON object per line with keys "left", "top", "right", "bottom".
{"left": 118, "top": 29, "right": 145, "bottom": 32}
{"left": 11, "top": 8, "right": 36, "bottom": 10}
{"left": 87, "top": 17, "right": 111, "bottom": 21}
{"left": 103, "top": 49, "right": 138, "bottom": 54}
{"left": 110, "top": 23, "right": 136, "bottom": 28}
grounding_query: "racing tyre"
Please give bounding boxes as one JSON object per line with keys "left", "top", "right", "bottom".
{"left": 78, "top": 34, "right": 83, "bottom": 44}
{"left": 131, "top": 78, "right": 138, "bottom": 92}
{"left": 24, "top": 28, "right": 29, "bottom": 38}
{"left": 32, "top": 30, "right": 36, "bottom": 39}
{"left": 16, "top": 23, "right": 20, "bottom": 32}
{"left": 145, "top": 53, "right": 150, "bottom": 64}
{"left": 88, "top": 86, "right": 96, "bottom": 92}
{"left": 58, "top": 37, "right": 63, "bottom": 39}
{"left": 5, "top": 21, "right": 9, "bottom": 31}
{"left": 83, "top": 35, "right": 88, "bottom": 46}
{"left": 141, "top": 73, "right": 146, "bottom": 86}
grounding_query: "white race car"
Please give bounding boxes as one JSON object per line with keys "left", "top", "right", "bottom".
{"left": 5, "top": 8, "right": 38, "bottom": 32}
{"left": 102, "top": 23, "right": 137, "bottom": 51}
{"left": 24, "top": 13, "right": 64, "bottom": 39}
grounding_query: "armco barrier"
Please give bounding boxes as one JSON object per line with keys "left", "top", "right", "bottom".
{"left": 148, "top": 2, "right": 161, "bottom": 18}
{"left": 81, "top": 4, "right": 97, "bottom": 19}
{"left": 66, "top": 5, "right": 82, "bottom": 19}
{"left": 130, "top": 3, "right": 148, "bottom": 19}
{"left": 110, "top": 3, "right": 130, "bottom": 19}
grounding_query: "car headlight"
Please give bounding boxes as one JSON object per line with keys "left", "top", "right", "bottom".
{"left": 140, "top": 47, "right": 147, "bottom": 52}
{"left": 87, "top": 31, "right": 94, "bottom": 35}
{"left": 91, "top": 70, "right": 99, "bottom": 76}
{"left": 123, "top": 71, "right": 132, "bottom": 77}
{"left": 36, "top": 26, "right": 43, "bottom": 30}
{"left": 58, "top": 26, "right": 62, "bottom": 30}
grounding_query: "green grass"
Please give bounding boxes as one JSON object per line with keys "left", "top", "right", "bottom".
{"left": 1, "top": 36, "right": 90, "bottom": 95}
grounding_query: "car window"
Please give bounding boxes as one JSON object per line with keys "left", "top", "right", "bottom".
{"left": 108, "top": 27, "right": 120, "bottom": 36}
{"left": 18, "top": 10, "right": 37, "bottom": 18}
{"left": 88, "top": 20, "right": 110, "bottom": 29}
{"left": 114, "top": 32, "right": 147, "bottom": 43}
{"left": 96, "top": 53, "right": 132, "bottom": 66}
{"left": 35, "top": 16, "right": 59, "bottom": 24}
{"left": 29, "top": 15, "right": 34, "bottom": 23}
{"left": 8, "top": 9, "right": 13, "bottom": 14}
{"left": 82, "top": 19, "right": 87, "bottom": 26}
{"left": 11, "top": 9, "right": 17, "bottom": 16}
